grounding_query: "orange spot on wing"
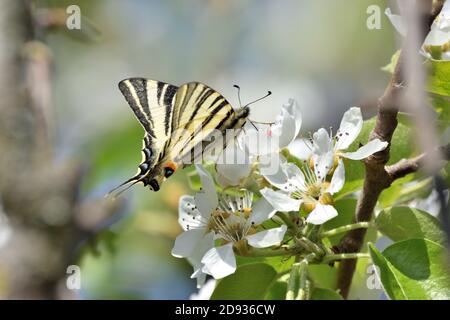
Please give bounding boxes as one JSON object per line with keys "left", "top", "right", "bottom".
{"left": 165, "top": 161, "right": 178, "bottom": 172}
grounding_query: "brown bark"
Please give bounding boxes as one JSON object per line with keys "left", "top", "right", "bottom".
{"left": 335, "top": 1, "right": 444, "bottom": 299}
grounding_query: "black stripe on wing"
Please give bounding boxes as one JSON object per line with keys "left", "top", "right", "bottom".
{"left": 118, "top": 78, "right": 178, "bottom": 138}
{"left": 118, "top": 78, "right": 152, "bottom": 134}
{"left": 161, "top": 84, "right": 177, "bottom": 135}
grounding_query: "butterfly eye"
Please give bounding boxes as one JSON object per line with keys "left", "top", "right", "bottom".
{"left": 164, "top": 167, "right": 175, "bottom": 178}
{"left": 149, "top": 179, "right": 160, "bottom": 192}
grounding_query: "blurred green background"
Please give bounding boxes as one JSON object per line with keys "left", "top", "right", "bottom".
{"left": 32, "top": 0, "right": 396, "bottom": 299}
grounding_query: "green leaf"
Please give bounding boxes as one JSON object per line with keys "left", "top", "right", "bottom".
{"left": 427, "top": 59, "right": 450, "bottom": 97}
{"left": 310, "top": 287, "right": 343, "bottom": 300}
{"left": 265, "top": 278, "right": 288, "bottom": 300}
{"left": 378, "top": 177, "right": 431, "bottom": 208}
{"left": 236, "top": 255, "right": 294, "bottom": 274}
{"left": 368, "top": 243, "right": 407, "bottom": 299}
{"left": 369, "top": 240, "right": 450, "bottom": 300}
{"left": 376, "top": 206, "right": 446, "bottom": 245}
{"left": 308, "top": 264, "right": 338, "bottom": 290}
{"left": 430, "top": 95, "right": 450, "bottom": 138}
{"left": 211, "top": 263, "right": 278, "bottom": 300}
{"left": 381, "top": 50, "right": 401, "bottom": 74}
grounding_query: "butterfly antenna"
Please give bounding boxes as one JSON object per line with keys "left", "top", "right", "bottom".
{"left": 244, "top": 90, "right": 272, "bottom": 108}
{"left": 106, "top": 176, "right": 141, "bottom": 199}
{"left": 233, "top": 84, "right": 243, "bottom": 107}
{"left": 234, "top": 86, "right": 273, "bottom": 130}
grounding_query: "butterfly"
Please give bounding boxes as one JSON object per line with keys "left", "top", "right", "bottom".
{"left": 109, "top": 78, "right": 270, "bottom": 195}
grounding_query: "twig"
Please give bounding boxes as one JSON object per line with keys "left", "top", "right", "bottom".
{"left": 386, "top": 144, "right": 450, "bottom": 181}
{"left": 335, "top": 1, "right": 443, "bottom": 299}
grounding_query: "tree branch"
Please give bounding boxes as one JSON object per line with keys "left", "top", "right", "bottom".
{"left": 387, "top": 144, "right": 450, "bottom": 181}
{"left": 335, "top": 1, "right": 443, "bottom": 299}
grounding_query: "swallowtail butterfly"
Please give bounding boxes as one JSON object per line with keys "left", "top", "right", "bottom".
{"left": 109, "top": 79, "right": 269, "bottom": 195}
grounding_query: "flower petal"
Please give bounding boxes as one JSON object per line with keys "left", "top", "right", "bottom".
{"left": 172, "top": 229, "right": 208, "bottom": 258}
{"left": 278, "top": 99, "right": 302, "bottom": 148}
{"left": 195, "top": 165, "right": 218, "bottom": 213}
{"left": 246, "top": 225, "right": 287, "bottom": 248}
{"left": 186, "top": 231, "right": 215, "bottom": 288}
{"left": 312, "top": 128, "right": 334, "bottom": 178}
{"left": 249, "top": 197, "right": 276, "bottom": 225}
{"left": 306, "top": 204, "right": 338, "bottom": 225}
{"left": 215, "top": 162, "right": 252, "bottom": 187}
{"left": 313, "top": 128, "right": 333, "bottom": 155}
{"left": 329, "top": 159, "right": 345, "bottom": 195}
{"left": 285, "top": 99, "right": 302, "bottom": 136}
{"left": 342, "top": 139, "right": 388, "bottom": 160}
{"left": 240, "top": 122, "right": 278, "bottom": 156}
{"left": 178, "top": 195, "right": 208, "bottom": 231}
{"left": 312, "top": 151, "right": 334, "bottom": 181}
{"left": 385, "top": 7, "right": 407, "bottom": 37}
{"left": 288, "top": 138, "right": 313, "bottom": 160}
{"left": 424, "top": 28, "right": 450, "bottom": 47}
{"left": 201, "top": 243, "right": 236, "bottom": 279}
{"left": 215, "top": 140, "right": 252, "bottom": 187}
{"left": 259, "top": 153, "right": 288, "bottom": 188}
{"left": 335, "top": 107, "right": 363, "bottom": 150}
{"left": 284, "top": 162, "right": 307, "bottom": 191}
{"left": 190, "top": 267, "right": 208, "bottom": 289}
{"left": 260, "top": 188, "right": 301, "bottom": 212}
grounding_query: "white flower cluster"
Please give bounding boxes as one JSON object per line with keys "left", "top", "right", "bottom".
{"left": 172, "top": 102, "right": 388, "bottom": 288}
{"left": 386, "top": 0, "right": 450, "bottom": 60}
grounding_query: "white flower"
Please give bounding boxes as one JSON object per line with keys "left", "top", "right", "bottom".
{"left": 171, "top": 194, "right": 215, "bottom": 288}
{"left": 172, "top": 165, "right": 286, "bottom": 280}
{"left": 261, "top": 159, "right": 345, "bottom": 225}
{"left": 216, "top": 99, "right": 302, "bottom": 187}
{"left": 311, "top": 107, "right": 388, "bottom": 178}
{"left": 386, "top": 1, "right": 450, "bottom": 59}
{"left": 215, "top": 140, "right": 253, "bottom": 188}
{"left": 242, "top": 98, "right": 302, "bottom": 156}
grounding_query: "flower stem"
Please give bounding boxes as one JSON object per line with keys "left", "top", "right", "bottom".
{"left": 277, "top": 212, "right": 298, "bottom": 234}
{"left": 322, "top": 253, "right": 370, "bottom": 264}
{"left": 296, "top": 236, "right": 324, "bottom": 256}
{"left": 319, "top": 222, "right": 371, "bottom": 238}
{"left": 245, "top": 246, "right": 296, "bottom": 257}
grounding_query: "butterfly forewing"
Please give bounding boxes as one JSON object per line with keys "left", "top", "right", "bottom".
{"left": 169, "top": 82, "right": 239, "bottom": 166}
{"left": 118, "top": 78, "right": 177, "bottom": 147}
